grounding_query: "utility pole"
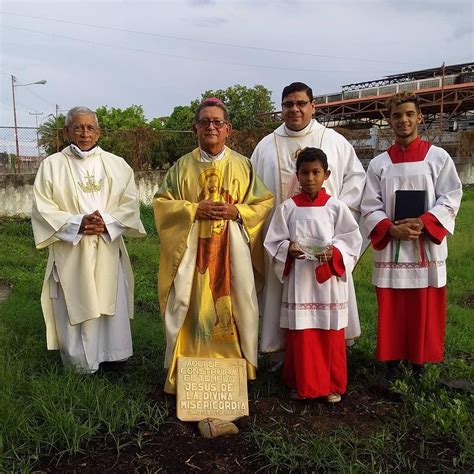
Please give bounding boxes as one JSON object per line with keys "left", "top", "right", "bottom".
{"left": 10, "top": 75, "right": 47, "bottom": 172}
{"left": 439, "top": 62, "right": 446, "bottom": 138}
{"left": 56, "top": 104, "right": 60, "bottom": 152}
{"left": 30, "top": 110, "right": 43, "bottom": 158}
{"left": 11, "top": 75, "right": 20, "bottom": 171}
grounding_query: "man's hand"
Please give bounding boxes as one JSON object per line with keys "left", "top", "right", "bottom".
{"left": 389, "top": 218, "right": 424, "bottom": 241}
{"left": 213, "top": 202, "right": 239, "bottom": 221}
{"left": 80, "top": 210, "right": 106, "bottom": 235}
{"left": 288, "top": 241, "right": 305, "bottom": 259}
{"left": 195, "top": 201, "right": 239, "bottom": 221}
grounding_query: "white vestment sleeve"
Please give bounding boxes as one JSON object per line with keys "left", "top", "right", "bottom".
{"left": 264, "top": 203, "right": 291, "bottom": 283}
{"left": 338, "top": 140, "right": 366, "bottom": 213}
{"left": 361, "top": 160, "right": 390, "bottom": 234}
{"left": 101, "top": 212, "right": 126, "bottom": 242}
{"left": 54, "top": 214, "right": 84, "bottom": 245}
{"left": 332, "top": 203, "right": 363, "bottom": 275}
{"left": 427, "top": 151, "right": 462, "bottom": 234}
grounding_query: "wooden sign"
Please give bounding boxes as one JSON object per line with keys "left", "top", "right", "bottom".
{"left": 176, "top": 357, "right": 249, "bottom": 422}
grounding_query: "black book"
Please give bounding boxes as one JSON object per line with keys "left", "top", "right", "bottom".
{"left": 394, "top": 190, "right": 426, "bottom": 221}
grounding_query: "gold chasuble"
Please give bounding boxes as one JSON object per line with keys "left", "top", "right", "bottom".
{"left": 154, "top": 147, "right": 273, "bottom": 393}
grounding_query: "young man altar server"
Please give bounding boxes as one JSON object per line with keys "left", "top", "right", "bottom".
{"left": 361, "top": 92, "right": 462, "bottom": 381}
{"left": 32, "top": 106, "right": 146, "bottom": 373}
{"left": 251, "top": 82, "right": 366, "bottom": 358}
{"left": 154, "top": 98, "right": 273, "bottom": 394}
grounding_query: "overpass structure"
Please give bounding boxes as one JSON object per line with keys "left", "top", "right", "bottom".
{"left": 261, "top": 63, "right": 474, "bottom": 129}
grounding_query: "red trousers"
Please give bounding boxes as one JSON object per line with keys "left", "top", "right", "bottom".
{"left": 376, "top": 287, "right": 446, "bottom": 364}
{"left": 282, "top": 328, "right": 346, "bottom": 398}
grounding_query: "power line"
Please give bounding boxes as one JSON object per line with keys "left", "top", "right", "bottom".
{"left": 22, "top": 86, "right": 55, "bottom": 108}
{"left": 0, "top": 98, "right": 33, "bottom": 113}
{"left": 3, "top": 25, "right": 398, "bottom": 75}
{"left": 1, "top": 10, "right": 431, "bottom": 68}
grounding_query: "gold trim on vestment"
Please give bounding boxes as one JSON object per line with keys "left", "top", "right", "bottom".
{"left": 273, "top": 125, "right": 327, "bottom": 202}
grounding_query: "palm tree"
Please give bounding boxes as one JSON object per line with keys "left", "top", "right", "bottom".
{"left": 38, "top": 114, "right": 66, "bottom": 155}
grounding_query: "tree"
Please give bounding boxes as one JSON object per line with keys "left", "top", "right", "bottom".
{"left": 149, "top": 103, "right": 198, "bottom": 165}
{"left": 151, "top": 104, "right": 197, "bottom": 131}
{"left": 92, "top": 105, "right": 151, "bottom": 167}
{"left": 154, "top": 84, "right": 275, "bottom": 132}
{"left": 95, "top": 105, "right": 147, "bottom": 129}
{"left": 146, "top": 85, "right": 276, "bottom": 166}
{"left": 199, "top": 84, "right": 274, "bottom": 130}
{"left": 37, "top": 114, "right": 66, "bottom": 155}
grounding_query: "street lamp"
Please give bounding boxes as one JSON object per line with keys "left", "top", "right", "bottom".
{"left": 11, "top": 75, "right": 47, "bottom": 172}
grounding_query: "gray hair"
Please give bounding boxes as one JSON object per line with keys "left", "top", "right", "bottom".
{"left": 193, "top": 99, "right": 230, "bottom": 124}
{"left": 65, "top": 106, "right": 99, "bottom": 127}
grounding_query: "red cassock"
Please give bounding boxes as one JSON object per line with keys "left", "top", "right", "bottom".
{"left": 283, "top": 327, "right": 347, "bottom": 398}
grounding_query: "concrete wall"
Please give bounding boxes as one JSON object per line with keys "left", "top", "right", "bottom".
{"left": 456, "top": 160, "right": 474, "bottom": 186}
{"left": 0, "top": 170, "right": 166, "bottom": 217}
{"left": 1, "top": 163, "right": 473, "bottom": 217}
{"left": 0, "top": 173, "right": 35, "bottom": 217}
{"left": 135, "top": 170, "right": 166, "bottom": 205}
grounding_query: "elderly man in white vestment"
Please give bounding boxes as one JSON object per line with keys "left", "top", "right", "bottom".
{"left": 251, "top": 82, "right": 367, "bottom": 356}
{"left": 31, "top": 106, "right": 146, "bottom": 373}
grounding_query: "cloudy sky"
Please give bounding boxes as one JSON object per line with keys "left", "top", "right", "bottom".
{"left": 1, "top": 0, "right": 473, "bottom": 128}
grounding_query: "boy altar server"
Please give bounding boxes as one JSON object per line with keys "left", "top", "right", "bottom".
{"left": 264, "top": 147, "right": 362, "bottom": 402}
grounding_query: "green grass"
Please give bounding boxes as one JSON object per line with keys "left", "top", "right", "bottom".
{"left": 247, "top": 187, "right": 474, "bottom": 472}
{"left": 0, "top": 192, "right": 473, "bottom": 472}
{"left": 0, "top": 204, "right": 167, "bottom": 471}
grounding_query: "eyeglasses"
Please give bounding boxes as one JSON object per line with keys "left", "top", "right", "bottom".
{"left": 196, "top": 118, "right": 228, "bottom": 129}
{"left": 281, "top": 100, "right": 312, "bottom": 109}
{"left": 69, "top": 125, "right": 99, "bottom": 135}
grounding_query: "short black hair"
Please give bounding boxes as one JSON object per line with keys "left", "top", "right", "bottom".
{"left": 385, "top": 92, "right": 421, "bottom": 115}
{"left": 295, "top": 147, "right": 328, "bottom": 172}
{"left": 282, "top": 82, "right": 313, "bottom": 102}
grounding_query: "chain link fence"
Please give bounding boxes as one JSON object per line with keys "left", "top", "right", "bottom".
{"left": 0, "top": 127, "right": 43, "bottom": 172}
{"left": 1, "top": 125, "right": 472, "bottom": 174}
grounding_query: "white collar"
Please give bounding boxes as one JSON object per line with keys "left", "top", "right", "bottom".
{"left": 274, "top": 119, "right": 324, "bottom": 137}
{"left": 283, "top": 120, "right": 314, "bottom": 137}
{"left": 199, "top": 147, "right": 226, "bottom": 162}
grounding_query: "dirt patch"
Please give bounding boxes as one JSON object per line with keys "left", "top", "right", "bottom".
{"left": 461, "top": 293, "right": 474, "bottom": 309}
{"left": 0, "top": 281, "right": 12, "bottom": 302}
{"left": 38, "top": 385, "right": 401, "bottom": 473}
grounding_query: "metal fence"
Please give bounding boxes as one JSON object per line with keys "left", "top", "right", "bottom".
{"left": 1, "top": 126, "right": 472, "bottom": 174}
{"left": 0, "top": 126, "right": 270, "bottom": 173}
{"left": 0, "top": 126, "right": 43, "bottom": 172}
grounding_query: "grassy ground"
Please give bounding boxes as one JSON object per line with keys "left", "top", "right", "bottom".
{"left": 0, "top": 190, "right": 473, "bottom": 472}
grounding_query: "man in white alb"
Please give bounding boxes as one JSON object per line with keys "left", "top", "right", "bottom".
{"left": 32, "top": 106, "right": 145, "bottom": 373}
{"left": 251, "top": 82, "right": 366, "bottom": 356}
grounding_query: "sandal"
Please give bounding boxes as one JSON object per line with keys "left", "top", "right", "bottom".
{"left": 327, "top": 393, "right": 341, "bottom": 403}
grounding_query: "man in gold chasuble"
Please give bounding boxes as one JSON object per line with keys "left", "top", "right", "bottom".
{"left": 154, "top": 98, "right": 274, "bottom": 394}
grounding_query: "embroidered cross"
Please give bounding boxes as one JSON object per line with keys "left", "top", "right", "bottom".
{"left": 77, "top": 171, "right": 103, "bottom": 193}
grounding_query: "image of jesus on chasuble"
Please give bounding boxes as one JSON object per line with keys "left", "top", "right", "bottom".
{"left": 154, "top": 147, "right": 273, "bottom": 394}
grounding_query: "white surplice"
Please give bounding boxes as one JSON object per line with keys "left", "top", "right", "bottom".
{"left": 251, "top": 120, "right": 367, "bottom": 351}
{"left": 264, "top": 195, "right": 362, "bottom": 331}
{"left": 361, "top": 145, "right": 462, "bottom": 289}
{"left": 32, "top": 146, "right": 146, "bottom": 372}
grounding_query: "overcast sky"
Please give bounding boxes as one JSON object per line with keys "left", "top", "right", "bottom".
{"left": 1, "top": 0, "right": 473, "bottom": 128}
